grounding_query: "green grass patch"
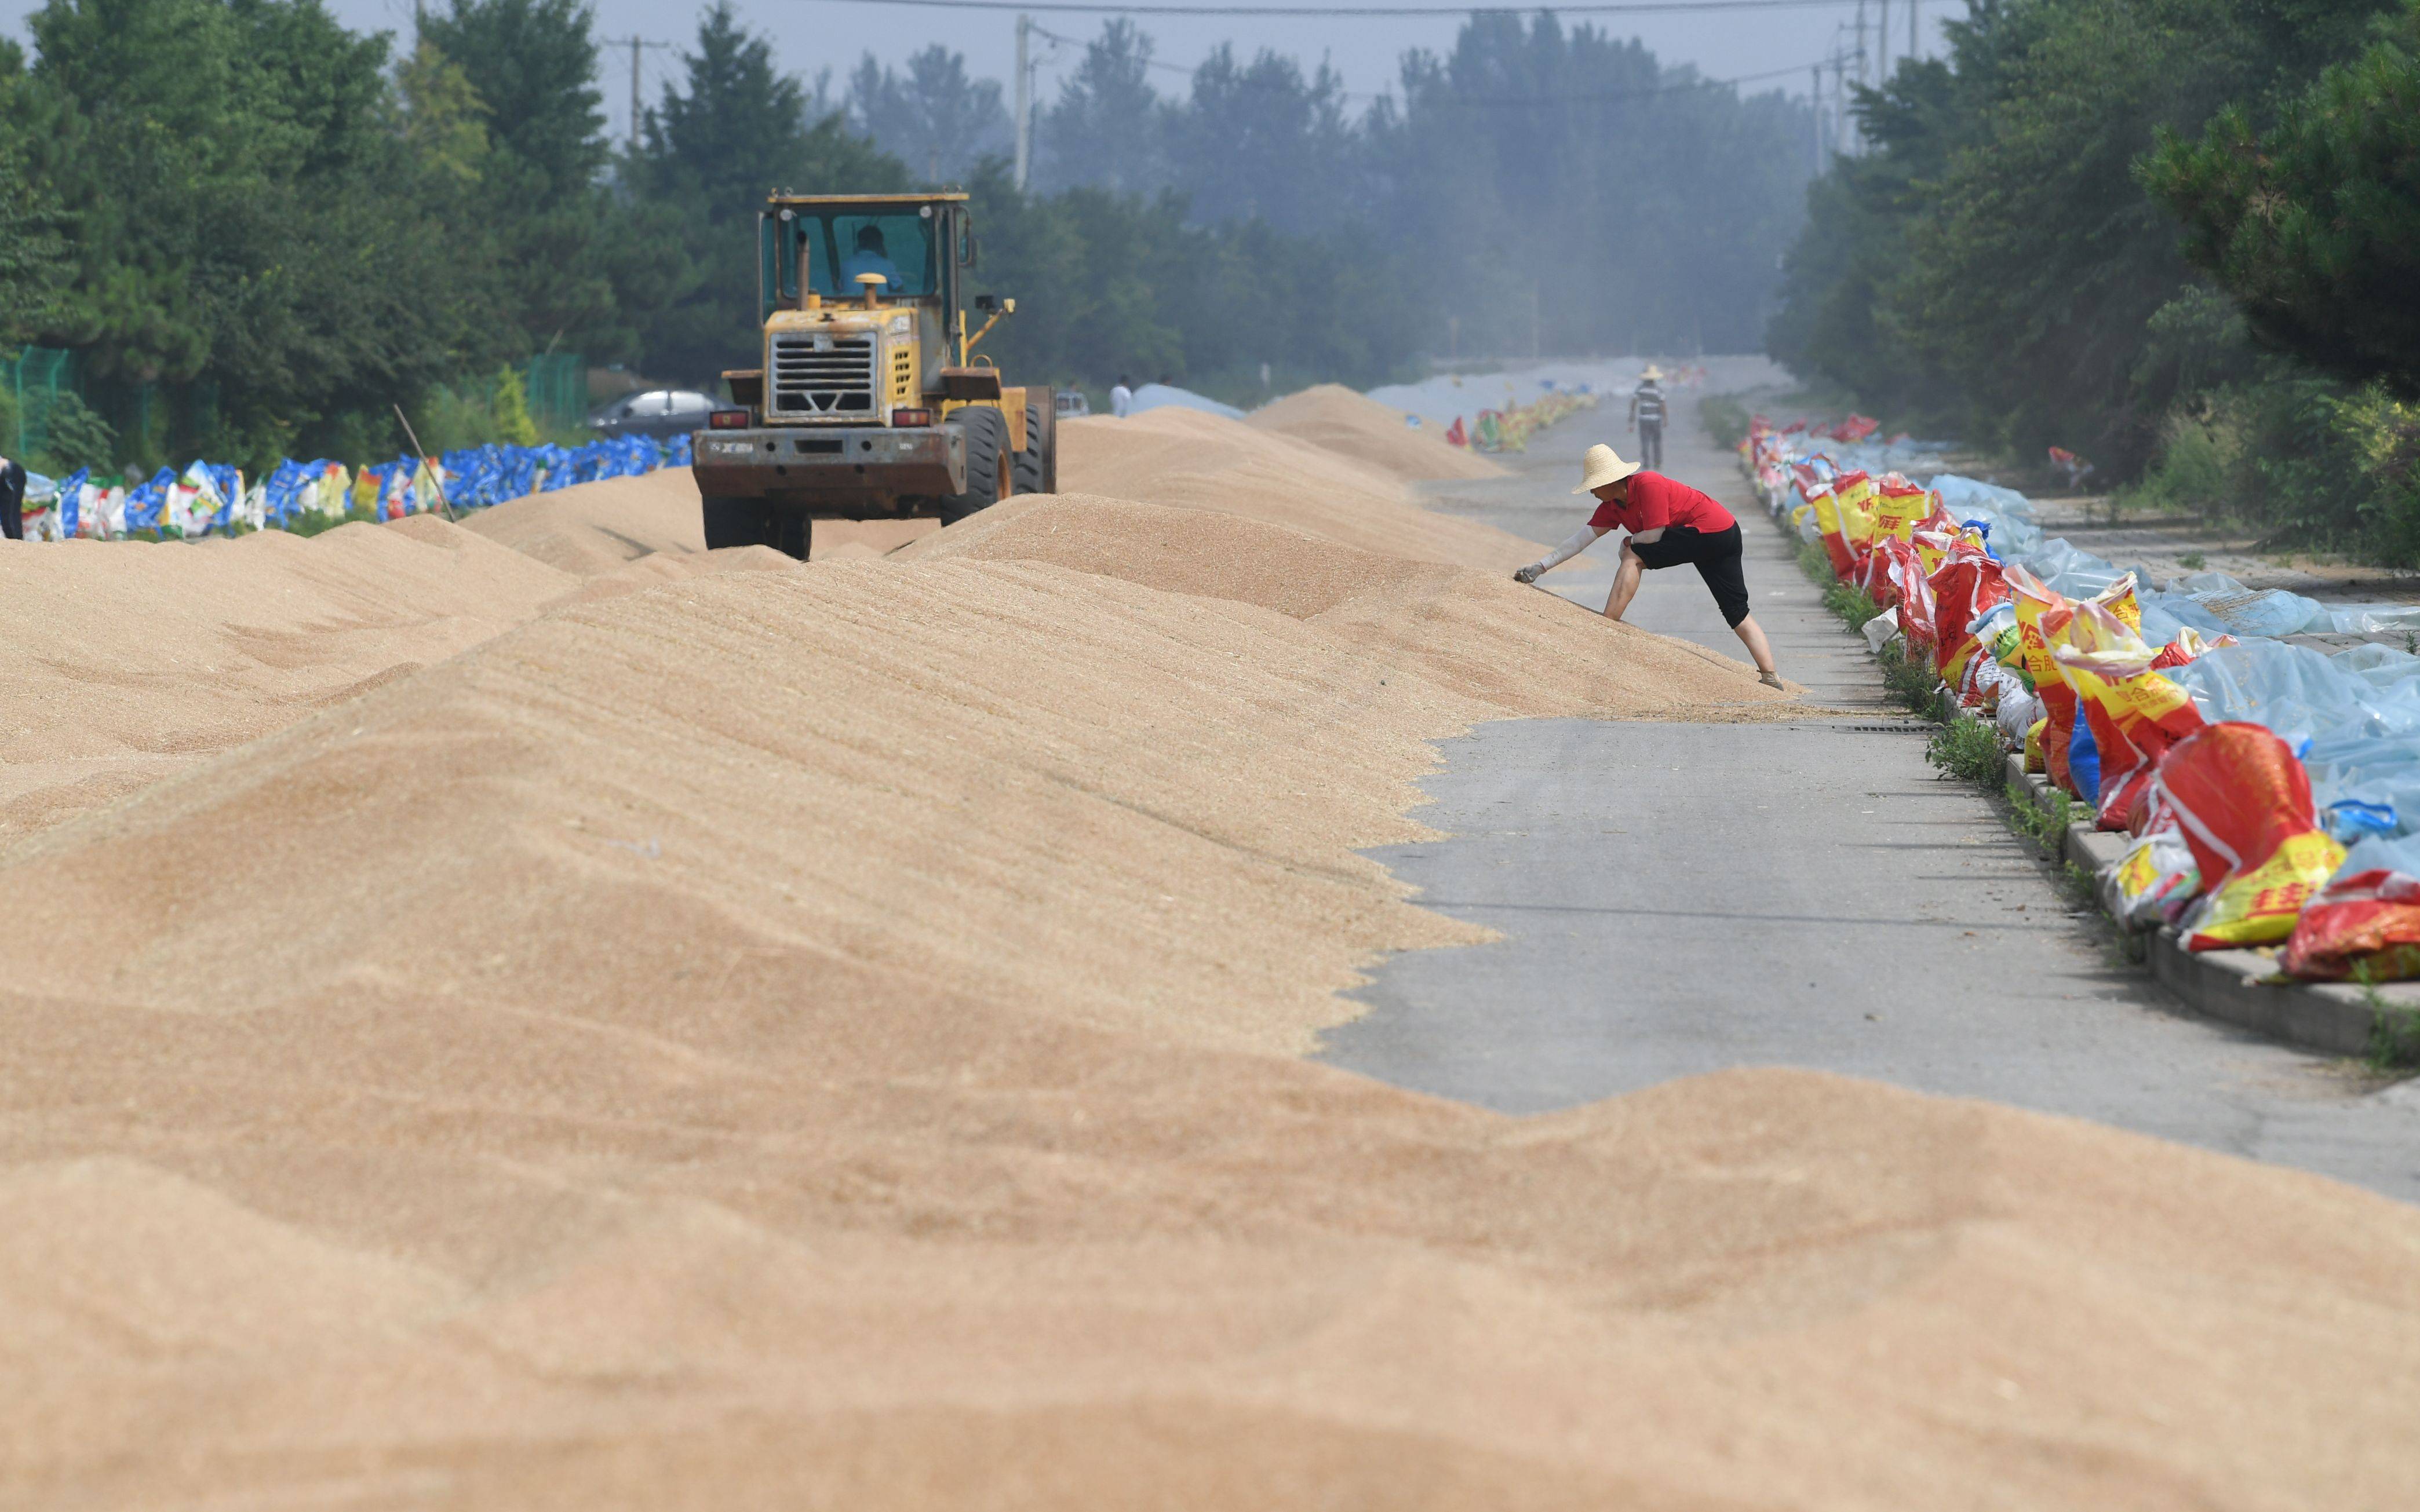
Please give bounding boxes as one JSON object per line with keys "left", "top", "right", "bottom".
{"left": 2006, "top": 780, "right": 2076, "bottom": 854}
{"left": 1876, "top": 643, "right": 1943, "bottom": 716}
{"left": 1824, "top": 580, "right": 1881, "bottom": 632}
{"left": 2355, "top": 961, "right": 2420, "bottom": 1072}
{"left": 2176, "top": 550, "right": 2207, "bottom": 570}
{"left": 1926, "top": 716, "right": 2004, "bottom": 788}
{"left": 2060, "top": 860, "right": 2100, "bottom": 907}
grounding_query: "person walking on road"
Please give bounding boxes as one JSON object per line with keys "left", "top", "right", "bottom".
{"left": 1110, "top": 375, "right": 1134, "bottom": 419}
{"left": 1628, "top": 365, "right": 1668, "bottom": 471}
{"left": 1514, "top": 443, "right": 1783, "bottom": 688}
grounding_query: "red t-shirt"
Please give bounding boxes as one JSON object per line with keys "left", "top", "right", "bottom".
{"left": 1587, "top": 472, "right": 1737, "bottom": 536}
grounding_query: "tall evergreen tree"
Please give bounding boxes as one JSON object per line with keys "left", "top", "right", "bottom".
{"left": 2142, "top": 0, "right": 2420, "bottom": 396}
{"left": 421, "top": 0, "right": 606, "bottom": 205}
{"left": 848, "top": 45, "right": 1012, "bottom": 185}
{"left": 628, "top": 2, "right": 908, "bottom": 383}
{"left": 1163, "top": 46, "right": 1352, "bottom": 233}
{"left": 1036, "top": 20, "right": 1164, "bottom": 195}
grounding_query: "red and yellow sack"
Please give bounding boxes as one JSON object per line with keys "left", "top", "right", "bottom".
{"left": 2051, "top": 600, "right": 2207, "bottom": 832}
{"left": 2007, "top": 567, "right": 2078, "bottom": 792}
{"left": 1806, "top": 484, "right": 1857, "bottom": 579}
{"left": 1875, "top": 536, "right": 1937, "bottom": 652}
{"left": 2281, "top": 870, "right": 2420, "bottom": 981}
{"left": 1927, "top": 548, "right": 2011, "bottom": 687}
{"left": 2155, "top": 722, "right": 2344, "bottom": 951}
{"left": 1871, "top": 479, "right": 1931, "bottom": 542}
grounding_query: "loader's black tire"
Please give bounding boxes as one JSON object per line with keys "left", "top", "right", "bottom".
{"left": 938, "top": 406, "right": 1008, "bottom": 526}
{"left": 702, "top": 495, "right": 809, "bottom": 560}
{"left": 1011, "top": 386, "right": 1058, "bottom": 498}
{"left": 702, "top": 494, "right": 761, "bottom": 550}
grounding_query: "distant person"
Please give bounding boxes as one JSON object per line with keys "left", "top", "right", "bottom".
{"left": 1628, "top": 366, "right": 1668, "bottom": 470}
{"left": 1110, "top": 375, "right": 1134, "bottom": 419}
{"left": 839, "top": 224, "right": 903, "bottom": 292}
{"left": 0, "top": 453, "right": 24, "bottom": 540}
{"left": 1514, "top": 443, "right": 1782, "bottom": 689}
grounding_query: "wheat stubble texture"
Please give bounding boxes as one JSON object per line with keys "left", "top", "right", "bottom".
{"left": 2, "top": 395, "right": 2415, "bottom": 1510}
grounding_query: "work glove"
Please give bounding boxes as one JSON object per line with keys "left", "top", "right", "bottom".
{"left": 1512, "top": 563, "right": 1543, "bottom": 585}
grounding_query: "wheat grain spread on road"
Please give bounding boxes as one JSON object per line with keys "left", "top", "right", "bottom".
{"left": 1, "top": 394, "right": 2416, "bottom": 1509}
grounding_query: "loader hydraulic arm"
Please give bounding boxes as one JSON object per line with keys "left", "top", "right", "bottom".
{"left": 957, "top": 298, "right": 1016, "bottom": 365}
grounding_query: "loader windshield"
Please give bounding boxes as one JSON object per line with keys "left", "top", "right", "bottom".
{"left": 760, "top": 203, "right": 952, "bottom": 319}
{"left": 804, "top": 211, "right": 937, "bottom": 297}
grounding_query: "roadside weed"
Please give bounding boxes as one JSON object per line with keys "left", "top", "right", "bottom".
{"left": 2061, "top": 861, "right": 2100, "bottom": 907}
{"left": 1877, "top": 645, "right": 1942, "bottom": 715}
{"left": 1926, "top": 717, "right": 2003, "bottom": 788}
{"left": 2357, "top": 961, "right": 2420, "bottom": 1073}
{"left": 2006, "top": 783, "right": 2076, "bottom": 854}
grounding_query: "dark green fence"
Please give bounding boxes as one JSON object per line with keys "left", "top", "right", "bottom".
{"left": 5, "top": 346, "right": 78, "bottom": 461}
{"left": 525, "top": 353, "right": 587, "bottom": 434}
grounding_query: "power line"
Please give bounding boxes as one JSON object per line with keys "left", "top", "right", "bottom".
{"left": 1026, "top": 21, "right": 1814, "bottom": 104}
{"left": 827, "top": 0, "right": 1860, "bottom": 14}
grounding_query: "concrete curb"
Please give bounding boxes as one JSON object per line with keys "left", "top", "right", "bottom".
{"left": 1777, "top": 504, "right": 2397, "bottom": 1062}
{"left": 1993, "top": 735, "right": 2413, "bottom": 1056}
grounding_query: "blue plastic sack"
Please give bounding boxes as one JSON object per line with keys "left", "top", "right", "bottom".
{"left": 57, "top": 468, "right": 87, "bottom": 538}
{"left": 2069, "top": 716, "right": 2101, "bottom": 808}
{"left": 124, "top": 468, "right": 174, "bottom": 533}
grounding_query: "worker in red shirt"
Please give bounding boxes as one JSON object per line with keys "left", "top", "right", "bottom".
{"left": 1515, "top": 443, "right": 1783, "bottom": 688}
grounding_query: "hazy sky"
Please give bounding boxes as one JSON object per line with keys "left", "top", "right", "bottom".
{"left": 3, "top": 0, "right": 1955, "bottom": 144}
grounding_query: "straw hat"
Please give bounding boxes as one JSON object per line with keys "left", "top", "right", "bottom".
{"left": 1642, "top": 364, "right": 1665, "bottom": 381}
{"left": 1573, "top": 443, "right": 1642, "bottom": 494}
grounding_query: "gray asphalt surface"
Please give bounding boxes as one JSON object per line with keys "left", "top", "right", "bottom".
{"left": 1320, "top": 384, "right": 2420, "bottom": 1203}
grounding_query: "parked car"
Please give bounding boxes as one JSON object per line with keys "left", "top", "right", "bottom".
{"left": 588, "top": 388, "right": 720, "bottom": 439}
{"left": 1055, "top": 390, "right": 1091, "bottom": 419}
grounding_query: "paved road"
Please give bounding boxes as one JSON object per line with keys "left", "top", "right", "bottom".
{"left": 1321, "top": 395, "right": 2420, "bottom": 1203}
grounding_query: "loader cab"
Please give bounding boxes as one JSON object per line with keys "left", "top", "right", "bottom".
{"left": 758, "top": 194, "right": 970, "bottom": 322}
{"left": 749, "top": 192, "right": 976, "bottom": 425}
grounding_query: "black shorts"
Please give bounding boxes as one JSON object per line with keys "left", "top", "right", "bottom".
{"left": 1630, "top": 522, "right": 1750, "bottom": 627}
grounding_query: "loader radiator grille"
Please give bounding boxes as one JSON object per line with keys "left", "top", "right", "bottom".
{"left": 768, "top": 334, "right": 876, "bottom": 418}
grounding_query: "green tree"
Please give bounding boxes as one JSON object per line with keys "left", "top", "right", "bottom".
{"left": 1771, "top": 0, "right": 2398, "bottom": 470}
{"left": 22, "top": 0, "right": 476, "bottom": 465}
{"left": 2142, "top": 1, "right": 2420, "bottom": 396}
{"left": 628, "top": 2, "right": 907, "bottom": 384}
{"left": 848, "top": 45, "right": 1012, "bottom": 186}
{"left": 422, "top": 0, "right": 644, "bottom": 367}
{"left": 1036, "top": 20, "right": 1166, "bottom": 195}
{"left": 420, "top": 0, "right": 604, "bottom": 202}
{"left": 0, "top": 41, "right": 67, "bottom": 348}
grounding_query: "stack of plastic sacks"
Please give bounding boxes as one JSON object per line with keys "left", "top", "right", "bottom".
{"left": 1470, "top": 389, "right": 1597, "bottom": 453}
{"left": 28, "top": 433, "right": 691, "bottom": 542}
{"left": 1741, "top": 414, "right": 2374, "bottom": 969}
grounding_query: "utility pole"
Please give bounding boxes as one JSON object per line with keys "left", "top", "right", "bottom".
{"left": 607, "top": 38, "right": 675, "bottom": 153}
{"left": 1855, "top": 0, "right": 1869, "bottom": 94}
{"left": 1878, "top": 0, "right": 1890, "bottom": 81}
{"left": 1810, "top": 65, "right": 1825, "bottom": 174}
{"left": 1909, "top": 0, "right": 1920, "bottom": 60}
{"left": 1833, "top": 54, "right": 1850, "bottom": 159}
{"left": 1014, "top": 14, "right": 1033, "bottom": 191}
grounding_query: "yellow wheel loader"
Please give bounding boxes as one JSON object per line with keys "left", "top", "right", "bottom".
{"left": 691, "top": 192, "right": 1056, "bottom": 557}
